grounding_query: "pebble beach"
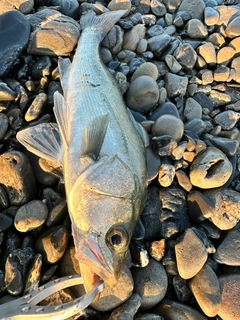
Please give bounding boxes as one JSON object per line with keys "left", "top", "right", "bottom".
{"left": 0, "top": 0, "right": 240, "bottom": 319}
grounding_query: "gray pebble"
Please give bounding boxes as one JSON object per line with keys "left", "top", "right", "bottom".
{"left": 109, "top": 293, "right": 142, "bottom": 320}
{"left": 150, "top": 0, "right": 166, "bottom": 16}
{"left": 125, "top": 76, "right": 159, "bottom": 113}
{"left": 214, "top": 110, "right": 240, "bottom": 130}
{"left": 204, "top": 7, "right": 220, "bottom": 26}
{"left": 178, "top": 0, "right": 206, "bottom": 20}
{"left": 0, "top": 113, "right": 8, "bottom": 141}
{"left": 152, "top": 115, "right": 184, "bottom": 142}
{"left": 184, "top": 97, "right": 202, "bottom": 121}
{"left": 186, "top": 19, "right": 208, "bottom": 38}
{"left": 213, "top": 227, "right": 240, "bottom": 266}
{"left": 46, "top": 200, "right": 68, "bottom": 227}
{"left": 132, "top": 258, "right": 168, "bottom": 310}
{"left": 24, "top": 253, "right": 42, "bottom": 294}
{"left": 147, "top": 34, "right": 171, "bottom": 58}
{"left": 30, "top": 56, "right": 52, "bottom": 79}
{"left": 175, "top": 228, "right": 208, "bottom": 279}
{"left": 189, "top": 147, "right": 232, "bottom": 189}
{"left": 158, "top": 164, "right": 175, "bottom": 187}
{"left": 123, "top": 24, "right": 146, "bottom": 51}
{"left": 226, "top": 16, "right": 240, "bottom": 38}
{"left": 25, "top": 92, "right": 48, "bottom": 122}
{"left": 131, "top": 62, "right": 159, "bottom": 82}
{"left": 206, "top": 135, "right": 239, "bottom": 157}
{"left": 135, "top": 314, "right": 164, "bottom": 320}
{"left": 147, "top": 25, "right": 165, "bottom": 37}
{"left": 14, "top": 200, "right": 48, "bottom": 232}
{"left": 0, "top": 151, "right": 37, "bottom": 205}
{"left": 173, "top": 275, "right": 192, "bottom": 302}
{"left": 164, "top": 54, "right": 182, "bottom": 73}
{"left": 44, "top": 0, "right": 79, "bottom": 19}
{"left": 146, "top": 146, "right": 161, "bottom": 182}
{"left": 151, "top": 135, "right": 178, "bottom": 157}
{"left": 175, "top": 169, "right": 192, "bottom": 192}
{"left": 35, "top": 225, "right": 69, "bottom": 264}
{"left": 184, "top": 119, "right": 206, "bottom": 136}
{"left": 150, "top": 102, "right": 179, "bottom": 120}
{"left": 165, "top": 73, "right": 188, "bottom": 98}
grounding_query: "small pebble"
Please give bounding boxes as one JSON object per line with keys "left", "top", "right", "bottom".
{"left": 173, "top": 43, "right": 198, "bottom": 72}
{"left": 178, "top": 0, "right": 205, "bottom": 20}
{"left": 186, "top": 19, "right": 208, "bottom": 38}
{"left": 158, "top": 164, "right": 175, "bottom": 187}
{"left": 175, "top": 170, "right": 192, "bottom": 192}
{"left": 0, "top": 113, "right": 9, "bottom": 141}
{"left": 214, "top": 110, "right": 240, "bottom": 130}
{"left": 25, "top": 92, "right": 48, "bottom": 122}
{"left": 198, "top": 42, "right": 216, "bottom": 67}
{"left": 123, "top": 24, "right": 146, "bottom": 51}
{"left": 165, "top": 73, "right": 188, "bottom": 98}
{"left": 109, "top": 293, "right": 142, "bottom": 320}
{"left": 24, "top": 253, "right": 42, "bottom": 294}
{"left": 147, "top": 34, "right": 171, "bottom": 58}
{"left": 148, "top": 239, "right": 165, "bottom": 261}
{"left": 131, "top": 62, "right": 159, "bottom": 82}
{"left": 151, "top": 135, "right": 178, "bottom": 156}
{"left": 152, "top": 115, "right": 184, "bottom": 142}
{"left": 173, "top": 275, "right": 192, "bottom": 302}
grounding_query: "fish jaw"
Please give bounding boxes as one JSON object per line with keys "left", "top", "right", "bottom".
{"left": 74, "top": 232, "right": 125, "bottom": 293}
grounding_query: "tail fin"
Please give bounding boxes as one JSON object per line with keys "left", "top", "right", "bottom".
{"left": 80, "top": 10, "right": 126, "bottom": 41}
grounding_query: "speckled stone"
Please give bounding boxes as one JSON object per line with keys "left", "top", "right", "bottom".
{"left": 152, "top": 115, "right": 184, "bottom": 142}
{"left": 132, "top": 258, "right": 168, "bottom": 310}
{"left": 186, "top": 19, "right": 208, "bottom": 38}
{"left": 203, "top": 188, "right": 240, "bottom": 230}
{"left": 218, "top": 274, "right": 240, "bottom": 320}
{"left": 165, "top": 73, "right": 188, "bottom": 98}
{"left": 189, "top": 264, "right": 221, "bottom": 317}
{"left": 14, "top": 200, "right": 48, "bottom": 232}
{"left": 189, "top": 147, "right": 232, "bottom": 189}
{"left": 178, "top": 0, "right": 205, "bottom": 20}
{"left": 0, "top": 150, "right": 37, "bottom": 205}
{"left": 175, "top": 228, "right": 208, "bottom": 279}
{"left": 213, "top": 227, "right": 240, "bottom": 266}
{"left": 173, "top": 43, "right": 198, "bottom": 72}
{"left": 125, "top": 76, "right": 159, "bottom": 113}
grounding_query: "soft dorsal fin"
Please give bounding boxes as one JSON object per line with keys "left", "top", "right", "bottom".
{"left": 81, "top": 114, "right": 109, "bottom": 160}
{"left": 58, "top": 57, "right": 71, "bottom": 96}
{"left": 16, "top": 123, "right": 63, "bottom": 164}
{"left": 53, "top": 91, "right": 69, "bottom": 147}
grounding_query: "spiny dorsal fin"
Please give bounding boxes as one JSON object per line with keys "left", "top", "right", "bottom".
{"left": 81, "top": 114, "right": 109, "bottom": 160}
{"left": 58, "top": 57, "right": 71, "bottom": 97}
{"left": 16, "top": 123, "right": 63, "bottom": 164}
{"left": 53, "top": 91, "right": 69, "bottom": 147}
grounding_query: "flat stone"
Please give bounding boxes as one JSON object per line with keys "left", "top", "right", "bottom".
{"left": 175, "top": 228, "right": 208, "bottom": 279}
{"left": 213, "top": 227, "right": 240, "bottom": 265}
{"left": 192, "top": 92, "right": 213, "bottom": 112}
{"left": 14, "top": 200, "right": 48, "bottom": 232}
{"left": 125, "top": 76, "right": 159, "bottom": 113}
{"left": 0, "top": 151, "right": 37, "bottom": 205}
{"left": 175, "top": 170, "right": 192, "bottom": 192}
{"left": 184, "top": 119, "right": 206, "bottom": 136}
{"left": 35, "top": 225, "right": 69, "bottom": 264}
{"left": 24, "top": 254, "right": 42, "bottom": 294}
{"left": 189, "top": 264, "right": 221, "bottom": 317}
{"left": 131, "top": 62, "right": 159, "bottom": 82}
{"left": 165, "top": 73, "right": 188, "bottom": 98}
{"left": 218, "top": 274, "right": 240, "bottom": 320}
{"left": 91, "top": 265, "right": 134, "bottom": 311}
{"left": 132, "top": 258, "right": 168, "bottom": 310}
{"left": 146, "top": 146, "right": 161, "bottom": 182}
{"left": 231, "top": 56, "right": 240, "bottom": 83}
{"left": 164, "top": 54, "right": 182, "bottom": 73}
{"left": 226, "top": 16, "right": 240, "bottom": 38}
{"left": 187, "top": 190, "right": 215, "bottom": 224}
{"left": 203, "top": 188, "right": 240, "bottom": 230}
{"left": 103, "top": 25, "right": 124, "bottom": 54}
{"left": 152, "top": 114, "right": 184, "bottom": 142}
{"left": 0, "top": 10, "right": 30, "bottom": 77}
{"left": 154, "top": 299, "right": 208, "bottom": 319}
{"left": 186, "top": 19, "right": 208, "bottom": 38}
{"left": 189, "top": 147, "right": 232, "bottom": 189}
{"left": 27, "top": 8, "right": 80, "bottom": 56}
{"left": 173, "top": 43, "right": 198, "bottom": 71}
{"left": 206, "top": 32, "right": 225, "bottom": 48}
{"left": 207, "top": 135, "right": 239, "bottom": 157}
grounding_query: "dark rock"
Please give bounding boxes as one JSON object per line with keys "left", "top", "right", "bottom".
{"left": 0, "top": 81, "right": 17, "bottom": 101}
{"left": 25, "top": 92, "right": 48, "bottom": 122}
{"left": 30, "top": 56, "right": 52, "bottom": 79}
{"left": 152, "top": 115, "right": 184, "bottom": 142}
{"left": 130, "top": 240, "right": 149, "bottom": 267}
{"left": 0, "top": 213, "right": 13, "bottom": 233}
{"left": 132, "top": 217, "right": 145, "bottom": 241}
{"left": 46, "top": 200, "right": 68, "bottom": 227}
{"left": 36, "top": 0, "right": 79, "bottom": 19}
{"left": 24, "top": 253, "right": 42, "bottom": 294}
{"left": 148, "top": 239, "right": 165, "bottom": 262}
{"left": 147, "top": 34, "right": 171, "bottom": 58}
{"left": 206, "top": 135, "right": 239, "bottom": 157}
{"left": 0, "top": 10, "right": 30, "bottom": 77}
{"left": 173, "top": 43, "right": 198, "bottom": 71}
{"left": 184, "top": 119, "right": 206, "bottom": 136}
{"left": 214, "top": 110, "right": 240, "bottom": 130}
{"left": 0, "top": 185, "right": 9, "bottom": 209}
{"left": 192, "top": 92, "right": 214, "bottom": 112}
{"left": 151, "top": 135, "right": 178, "bottom": 157}
{"left": 146, "top": 146, "right": 161, "bottom": 182}
{"left": 173, "top": 275, "right": 192, "bottom": 302}
{"left": 149, "top": 102, "right": 179, "bottom": 120}
{"left": 0, "top": 150, "right": 37, "bottom": 205}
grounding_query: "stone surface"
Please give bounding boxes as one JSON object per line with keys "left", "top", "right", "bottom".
{"left": 14, "top": 200, "right": 48, "bottom": 232}
{"left": 175, "top": 228, "right": 208, "bottom": 279}
{"left": 123, "top": 24, "right": 146, "bottom": 51}
{"left": 0, "top": 10, "right": 30, "bottom": 77}
{"left": 27, "top": 9, "right": 80, "bottom": 56}
{"left": 147, "top": 34, "right": 171, "bottom": 58}
{"left": 0, "top": 151, "right": 37, "bottom": 205}
{"left": 178, "top": 0, "right": 205, "bottom": 20}
{"left": 152, "top": 115, "right": 184, "bottom": 142}
{"left": 174, "top": 43, "right": 198, "bottom": 71}
{"left": 203, "top": 188, "right": 240, "bottom": 230}
{"left": 186, "top": 19, "right": 208, "bottom": 38}
{"left": 125, "top": 76, "right": 159, "bottom": 113}
{"left": 189, "top": 147, "right": 233, "bottom": 189}
{"left": 158, "top": 164, "right": 175, "bottom": 187}
{"left": 226, "top": 16, "right": 240, "bottom": 38}
{"left": 214, "top": 110, "right": 240, "bottom": 130}
{"left": 184, "top": 97, "right": 202, "bottom": 121}
{"left": 108, "top": 293, "right": 142, "bottom": 320}
{"left": 131, "top": 62, "right": 159, "bottom": 82}
{"left": 218, "top": 274, "right": 240, "bottom": 320}
{"left": 213, "top": 227, "right": 240, "bottom": 265}
{"left": 132, "top": 258, "right": 168, "bottom": 310}
{"left": 198, "top": 42, "right": 216, "bottom": 67}
{"left": 189, "top": 264, "right": 221, "bottom": 317}
{"left": 165, "top": 73, "right": 188, "bottom": 98}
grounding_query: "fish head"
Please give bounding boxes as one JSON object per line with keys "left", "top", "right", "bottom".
{"left": 68, "top": 154, "right": 142, "bottom": 292}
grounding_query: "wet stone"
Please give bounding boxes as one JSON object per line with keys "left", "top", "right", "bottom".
{"left": 0, "top": 150, "right": 37, "bottom": 205}
{"left": 109, "top": 293, "right": 142, "bottom": 320}
{"left": 203, "top": 188, "right": 240, "bottom": 230}
{"left": 218, "top": 274, "right": 240, "bottom": 320}
{"left": 132, "top": 258, "right": 168, "bottom": 310}
{"left": 173, "top": 43, "right": 198, "bottom": 72}
{"left": 189, "top": 147, "right": 233, "bottom": 189}
{"left": 189, "top": 263, "right": 221, "bottom": 317}
{"left": 27, "top": 9, "right": 80, "bottom": 56}
{"left": 14, "top": 200, "right": 48, "bottom": 232}
{"left": 0, "top": 10, "right": 30, "bottom": 77}
{"left": 165, "top": 73, "right": 188, "bottom": 98}
{"left": 213, "top": 227, "right": 240, "bottom": 265}
{"left": 125, "top": 76, "right": 159, "bottom": 113}
{"left": 175, "top": 228, "right": 208, "bottom": 279}
{"left": 35, "top": 225, "right": 69, "bottom": 264}
{"left": 24, "top": 253, "right": 42, "bottom": 294}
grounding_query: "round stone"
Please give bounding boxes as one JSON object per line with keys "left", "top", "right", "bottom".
{"left": 218, "top": 275, "right": 240, "bottom": 320}
{"left": 14, "top": 200, "right": 48, "bottom": 232}
{"left": 189, "top": 147, "right": 232, "bottom": 189}
{"left": 186, "top": 19, "right": 208, "bottom": 38}
{"left": 132, "top": 258, "right": 168, "bottom": 310}
{"left": 125, "top": 76, "right": 159, "bottom": 113}
{"left": 131, "top": 62, "right": 159, "bottom": 82}
{"left": 189, "top": 264, "right": 221, "bottom": 317}
{"left": 204, "top": 7, "right": 219, "bottom": 26}
{"left": 217, "top": 46, "right": 235, "bottom": 65}
{"left": 175, "top": 228, "right": 208, "bottom": 279}
{"left": 152, "top": 115, "right": 184, "bottom": 142}
{"left": 226, "top": 16, "right": 240, "bottom": 38}
{"left": 108, "top": 0, "right": 131, "bottom": 16}
{"left": 178, "top": 0, "right": 205, "bottom": 20}
{"left": 149, "top": 102, "right": 179, "bottom": 121}
{"left": 123, "top": 24, "right": 146, "bottom": 51}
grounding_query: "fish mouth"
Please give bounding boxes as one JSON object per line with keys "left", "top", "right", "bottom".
{"left": 74, "top": 235, "right": 120, "bottom": 293}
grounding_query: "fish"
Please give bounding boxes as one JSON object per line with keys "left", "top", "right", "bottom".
{"left": 17, "top": 9, "right": 147, "bottom": 293}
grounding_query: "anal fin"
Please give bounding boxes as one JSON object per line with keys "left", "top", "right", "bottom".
{"left": 53, "top": 91, "right": 69, "bottom": 146}
{"left": 58, "top": 57, "right": 71, "bottom": 96}
{"left": 16, "top": 123, "right": 63, "bottom": 164}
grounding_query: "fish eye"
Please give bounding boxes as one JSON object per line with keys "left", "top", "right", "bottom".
{"left": 106, "top": 227, "right": 129, "bottom": 251}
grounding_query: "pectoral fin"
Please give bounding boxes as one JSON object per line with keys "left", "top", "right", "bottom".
{"left": 16, "top": 123, "right": 63, "bottom": 164}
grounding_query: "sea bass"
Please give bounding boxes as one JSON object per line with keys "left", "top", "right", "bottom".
{"left": 17, "top": 10, "right": 147, "bottom": 293}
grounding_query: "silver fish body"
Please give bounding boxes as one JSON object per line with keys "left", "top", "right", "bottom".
{"left": 17, "top": 10, "right": 147, "bottom": 293}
